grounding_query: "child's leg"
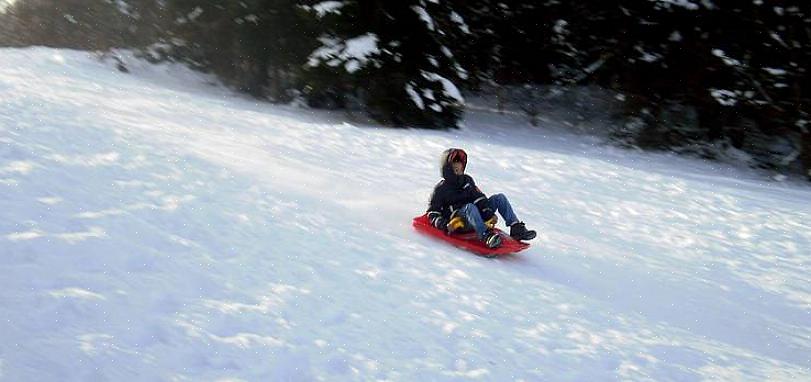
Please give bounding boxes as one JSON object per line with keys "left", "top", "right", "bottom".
{"left": 489, "top": 193, "right": 519, "bottom": 226}
{"left": 459, "top": 203, "right": 488, "bottom": 239}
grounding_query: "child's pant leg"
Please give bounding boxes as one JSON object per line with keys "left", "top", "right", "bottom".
{"left": 459, "top": 203, "right": 488, "bottom": 239}
{"left": 489, "top": 193, "right": 519, "bottom": 226}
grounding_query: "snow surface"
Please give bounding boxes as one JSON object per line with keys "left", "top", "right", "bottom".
{"left": 1, "top": 48, "right": 810, "bottom": 381}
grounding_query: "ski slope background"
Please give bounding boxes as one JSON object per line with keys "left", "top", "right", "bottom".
{"left": 1, "top": 48, "right": 810, "bottom": 381}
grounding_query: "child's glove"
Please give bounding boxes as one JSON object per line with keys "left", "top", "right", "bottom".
{"left": 484, "top": 214, "right": 498, "bottom": 228}
{"left": 431, "top": 216, "right": 449, "bottom": 231}
{"left": 447, "top": 216, "right": 467, "bottom": 233}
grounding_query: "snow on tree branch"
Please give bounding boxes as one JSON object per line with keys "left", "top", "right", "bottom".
{"left": 301, "top": 1, "right": 346, "bottom": 18}
{"left": 308, "top": 33, "right": 380, "bottom": 73}
{"left": 449, "top": 11, "right": 470, "bottom": 34}
{"left": 405, "top": 83, "right": 425, "bottom": 110}
{"left": 421, "top": 71, "right": 464, "bottom": 105}
{"left": 654, "top": 0, "right": 700, "bottom": 11}
{"left": 412, "top": 6, "right": 435, "bottom": 31}
{"left": 712, "top": 49, "right": 742, "bottom": 67}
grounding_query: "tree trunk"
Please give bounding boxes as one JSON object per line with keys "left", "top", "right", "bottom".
{"left": 698, "top": 104, "right": 725, "bottom": 142}
{"left": 246, "top": 54, "right": 270, "bottom": 99}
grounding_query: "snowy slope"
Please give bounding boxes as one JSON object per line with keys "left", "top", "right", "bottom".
{"left": 1, "top": 48, "right": 810, "bottom": 381}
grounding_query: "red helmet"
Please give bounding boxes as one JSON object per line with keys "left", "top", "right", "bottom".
{"left": 448, "top": 148, "right": 467, "bottom": 167}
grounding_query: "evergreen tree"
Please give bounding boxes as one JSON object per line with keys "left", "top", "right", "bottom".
{"left": 304, "top": 0, "right": 466, "bottom": 128}
{"left": 162, "top": 0, "right": 312, "bottom": 99}
{"left": 240, "top": 0, "right": 316, "bottom": 101}
{"left": 1, "top": 0, "right": 140, "bottom": 49}
{"left": 162, "top": 1, "right": 246, "bottom": 81}
{"left": 701, "top": 1, "right": 810, "bottom": 173}
{"left": 5, "top": 0, "right": 810, "bottom": 177}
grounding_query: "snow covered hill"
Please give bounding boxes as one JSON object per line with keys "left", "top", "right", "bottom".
{"left": 1, "top": 48, "right": 810, "bottom": 381}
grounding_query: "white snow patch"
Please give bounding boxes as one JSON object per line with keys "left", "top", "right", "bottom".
{"left": 54, "top": 227, "right": 107, "bottom": 244}
{"left": 764, "top": 67, "right": 787, "bottom": 76}
{"left": 49, "top": 288, "right": 106, "bottom": 300}
{"left": 440, "top": 46, "right": 453, "bottom": 58}
{"left": 5, "top": 229, "right": 45, "bottom": 241}
{"left": 412, "top": 6, "right": 435, "bottom": 31}
{"left": 37, "top": 196, "right": 63, "bottom": 205}
{"left": 74, "top": 208, "right": 126, "bottom": 219}
{"left": 1, "top": 161, "right": 36, "bottom": 174}
{"left": 159, "top": 194, "right": 195, "bottom": 211}
{"left": 421, "top": 72, "right": 464, "bottom": 104}
{"left": 47, "top": 152, "right": 120, "bottom": 167}
{"left": 50, "top": 53, "right": 65, "bottom": 64}
{"left": 449, "top": 11, "right": 470, "bottom": 34}
{"left": 77, "top": 334, "right": 138, "bottom": 356}
{"left": 700, "top": 0, "right": 716, "bottom": 9}
{"left": 769, "top": 32, "right": 789, "bottom": 48}
{"left": 554, "top": 19, "right": 568, "bottom": 35}
{"left": 188, "top": 6, "right": 203, "bottom": 22}
{"left": 309, "top": 1, "right": 345, "bottom": 17}
{"left": 636, "top": 46, "right": 661, "bottom": 63}
{"left": 405, "top": 83, "right": 425, "bottom": 110}
{"left": 210, "top": 333, "right": 285, "bottom": 349}
{"left": 308, "top": 33, "right": 379, "bottom": 73}
{"left": 710, "top": 89, "right": 738, "bottom": 106}
{"left": 655, "top": 0, "right": 699, "bottom": 10}
{"left": 712, "top": 49, "right": 742, "bottom": 67}
{"left": 114, "top": 0, "right": 133, "bottom": 16}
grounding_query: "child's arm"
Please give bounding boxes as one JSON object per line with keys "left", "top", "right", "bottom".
{"left": 427, "top": 184, "right": 447, "bottom": 229}
{"left": 467, "top": 176, "right": 495, "bottom": 221}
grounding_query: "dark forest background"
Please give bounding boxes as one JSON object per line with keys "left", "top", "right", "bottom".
{"left": 2, "top": 0, "right": 809, "bottom": 179}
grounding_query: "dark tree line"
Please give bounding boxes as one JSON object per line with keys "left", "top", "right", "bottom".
{"left": 1, "top": 0, "right": 810, "bottom": 178}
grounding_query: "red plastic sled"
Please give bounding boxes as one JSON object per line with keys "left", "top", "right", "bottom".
{"left": 412, "top": 214, "right": 530, "bottom": 257}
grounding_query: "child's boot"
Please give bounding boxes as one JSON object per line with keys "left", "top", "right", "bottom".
{"left": 483, "top": 231, "right": 502, "bottom": 248}
{"left": 509, "top": 222, "right": 536, "bottom": 241}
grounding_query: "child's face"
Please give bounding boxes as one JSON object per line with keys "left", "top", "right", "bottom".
{"left": 452, "top": 161, "right": 464, "bottom": 175}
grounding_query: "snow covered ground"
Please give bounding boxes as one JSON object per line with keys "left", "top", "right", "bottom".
{"left": 1, "top": 47, "right": 810, "bottom": 381}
